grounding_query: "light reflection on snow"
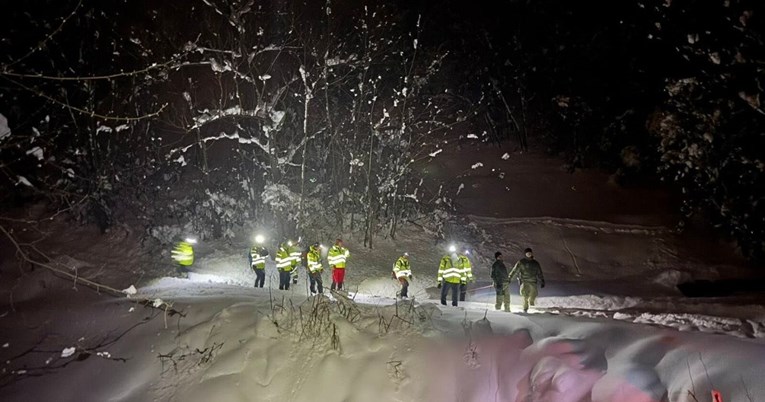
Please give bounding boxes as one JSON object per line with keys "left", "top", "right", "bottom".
{"left": 186, "top": 272, "right": 248, "bottom": 286}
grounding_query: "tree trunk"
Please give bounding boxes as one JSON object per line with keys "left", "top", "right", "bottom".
{"left": 363, "top": 129, "right": 375, "bottom": 248}
{"left": 298, "top": 96, "right": 309, "bottom": 234}
{"left": 196, "top": 128, "right": 208, "bottom": 173}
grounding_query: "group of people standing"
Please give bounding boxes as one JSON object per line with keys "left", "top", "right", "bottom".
{"left": 246, "top": 238, "right": 544, "bottom": 312}
{"left": 390, "top": 247, "right": 474, "bottom": 305}
{"left": 248, "top": 238, "right": 350, "bottom": 294}
{"left": 390, "top": 246, "right": 545, "bottom": 313}
{"left": 391, "top": 247, "right": 474, "bottom": 306}
{"left": 436, "top": 248, "right": 475, "bottom": 306}
{"left": 491, "top": 248, "right": 545, "bottom": 313}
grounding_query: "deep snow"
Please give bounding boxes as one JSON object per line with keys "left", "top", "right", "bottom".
{"left": 1, "top": 147, "right": 764, "bottom": 401}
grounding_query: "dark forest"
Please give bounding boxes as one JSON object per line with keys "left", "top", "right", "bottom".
{"left": 1, "top": 0, "right": 763, "bottom": 261}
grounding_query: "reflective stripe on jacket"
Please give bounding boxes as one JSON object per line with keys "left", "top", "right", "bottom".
{"left": 393, "top": 257, "right": 411, "bottom": 278}
{"left": 438, "top": 255, "right": 464, "bottom": 284}
{"left": 250, "top": 247, "right": 267, "bottom": 269}
{"left": 307, "top": 247, "right": 323, "bottom": 273}
{"left": 327, "top": 245, "right": 350, "bottom": 268}
{"left": 276, "top": 246, "right": 294, "bottom": 271}
{"left": 172, "top": 242, "right": 194, "bottom": 266}
{"left": 458, "top": 255, "right": 473, "bottom": 281}
{"left": 289, "top": 247, "right": 301, "bottom": 267}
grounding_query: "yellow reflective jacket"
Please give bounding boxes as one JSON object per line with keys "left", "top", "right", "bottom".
{"left": 438, "top": 255, "right": 464, "bottom": 284}
{"left": 172, "top": 241, "right": 194, "bottom": 266}
{"left": 327, "top": 245, "right": 350, "bottom": 268}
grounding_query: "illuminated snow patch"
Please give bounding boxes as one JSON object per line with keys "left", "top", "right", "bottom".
{"left": 186, "top": 272, "right": 249, "bottom": 286}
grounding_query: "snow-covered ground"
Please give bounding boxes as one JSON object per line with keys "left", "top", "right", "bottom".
{"left": 1, "top": 147, "right": 764, "bottom": 401}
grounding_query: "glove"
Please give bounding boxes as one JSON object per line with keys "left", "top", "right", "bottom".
{"left": 408, "top": 275, "right": 413, "bottom": 279}
{"left": 541, "top": 282, "right": 545, "bottom": 288}
{"left": 437, "top": 282, "right": 442, "bottom": 289}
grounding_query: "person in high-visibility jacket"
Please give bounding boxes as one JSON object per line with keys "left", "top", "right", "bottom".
{"left": 328, "top": 238, "right": 350, "bottom": 291}
{"left": 275, "top": 241, "right": 297, "bottom": 290}
{"left": 249, "top": 245, "right": 269, "bottom": 288}
{"left": 458, "top": 250, "right": 474, "bottom": 301}
{"left": 307, "top": 243, "right": 324, "bottom": 294}
{"left": 289, "top": 242, "right": 302, "bottom": 284}
{"left": 392, "top": 253, "right": 412, "bottom": 299}
{"left": 172, "top": 240, "right": 194, "bottom": 275}
{"left": 437, "top": 252, "right": 465, "bottom": 307}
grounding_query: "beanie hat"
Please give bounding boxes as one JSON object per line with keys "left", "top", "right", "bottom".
{"left": 495, "top": 251, "right": 502, "bottom": 258}
{"left": 524, "top": 248, "right": 533, "bottom": 253}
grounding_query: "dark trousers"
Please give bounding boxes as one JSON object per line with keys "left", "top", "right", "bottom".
{"left": 279, "top": 270, "right": 291, "bottom": 290}
{"left": 440, "top": 282, "right": 459, "bottom": 306}
{"left": 309, "top": 271, "right": 323, "bottom": 294}
{"left": 398, "top": 277, "right": 409, "bottom": 298}
{"left": 460, "top": 283, "right": 467, "bottom": 301}
{"left": 254, "top": 269, "right": 265, "bottom": 288}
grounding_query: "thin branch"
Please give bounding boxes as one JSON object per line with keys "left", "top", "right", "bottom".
{"left": 2, "top": 0, "right": 84, "bottom": 70}
{"left": 2, "top": 60, "right": 178, "bottom": 81}
{"left": 2, "top": 76, "right": 167, "bottom": 122}
{"left": 0, "top": 223, "right": 124, "bottom": 296}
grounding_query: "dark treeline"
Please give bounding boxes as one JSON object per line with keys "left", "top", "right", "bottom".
{"left": 1, "top": 0, "right": 763, "bottom": 261}
{"left": 411, "top": 0, "right": 765, "bottom": 262}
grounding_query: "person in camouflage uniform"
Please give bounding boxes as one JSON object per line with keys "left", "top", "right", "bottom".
{"left": 508, "top": 247, "right": 545, "bottom": 313}
{"left": 491, "top": 251, "right": 511, "bottom": 312}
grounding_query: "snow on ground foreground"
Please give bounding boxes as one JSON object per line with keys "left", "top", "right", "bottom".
{"left": 5, "top": 281, "right": 764, "bottom": 402}
{"left": 2, "top": 204, "right": 764, "bottom": 401}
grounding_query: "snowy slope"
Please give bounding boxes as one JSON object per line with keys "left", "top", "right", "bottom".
{"left": 2, "top": 147, "right": 764, "bottom": 401}
{"left": 2, "top": 280, "right": 763, "bottom": 402}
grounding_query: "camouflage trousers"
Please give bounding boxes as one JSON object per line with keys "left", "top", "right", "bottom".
{"left": 520, "top": 282, "right": 539, "bottom": 312}
{"left": 495, "top": 282, "right": 510, "bottom": 311}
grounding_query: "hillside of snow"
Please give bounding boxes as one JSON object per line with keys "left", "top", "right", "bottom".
{"left": 1, "top": 147, "right": 764, "bottom": 401}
